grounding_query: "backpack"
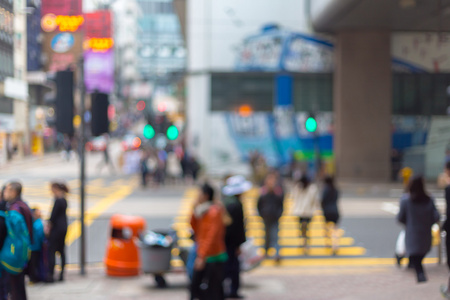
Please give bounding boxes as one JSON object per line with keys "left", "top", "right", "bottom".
{"left": 0, "top": 210, "right": 31, "bottom": 274}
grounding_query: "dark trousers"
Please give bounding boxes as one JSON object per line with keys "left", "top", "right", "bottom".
{"left": 141, "top": 171, "right": 148, "bottom": 187}
{"left": 225, "top": 248, "right": 240, "bottom": 297}
{"left": 0, "top": 270, "right": 9, "bottom": 300}
{"left": 10, "top": 272, "right": 26, "bottom": 300}
{"left": 446, "top": 234, "right": 450, "bottom": 270}
{"left": 48, "top": 241, "right": 66, "bottom": 281}
{"left": 28, "top": 251, "right": 41, "bottom": 283}
{"left": 409, "top": 255, "right": 425, "bottom": 279}
{"left": 190, "top": 262, "right": 224, "bottom": 300}
{"left": 263, "top": 220, "right": 280, "bottom": 256}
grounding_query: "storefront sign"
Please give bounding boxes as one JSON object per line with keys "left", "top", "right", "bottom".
{"left": 51, "top": 33, "right": 75, "bottom": 53}
{"left": 41, "top": 14, "right": 84, "bottom": 32}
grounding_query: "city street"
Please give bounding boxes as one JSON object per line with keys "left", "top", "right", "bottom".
{"left": 0, "top": 151, "right": 447, "bottom": 299}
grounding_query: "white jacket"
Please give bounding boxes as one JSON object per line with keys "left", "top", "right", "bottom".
{"left": 291, "top": 183, "right": 320, "bottom": 217}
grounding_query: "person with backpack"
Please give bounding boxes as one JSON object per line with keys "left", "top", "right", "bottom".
{"left": 0, "top": 189, "right": 9, "bottom": 300}
{"left": 47, "top": 182, "right": 68, "bottom": 283}
{"left": 3, "top": 181, "right": 33, "bottom": 300}
{"left": 257, "top": 172, "right": 284, "bottom": 263}
{"left": 291, "top": 175, "right": 319, "bottom": 254}
{"left": 28, "top": 208, "right": 46, "bottom": 283}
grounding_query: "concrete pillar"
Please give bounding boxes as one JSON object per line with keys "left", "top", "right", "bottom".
{"left": 334, "top": 31, "right": 392, "bottom": 182}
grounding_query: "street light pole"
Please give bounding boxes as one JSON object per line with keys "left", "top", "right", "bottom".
{"left": 79, "top": 56, "right": 87, "bottom": 276}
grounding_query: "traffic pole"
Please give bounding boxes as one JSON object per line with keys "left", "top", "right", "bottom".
{"left": 79, "top": 56, "right": 87, "bottom": 275}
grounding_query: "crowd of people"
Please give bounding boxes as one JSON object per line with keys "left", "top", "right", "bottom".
{"left": 140, "top": 146, "right": 200, "bottom": 188}
{"left": 189, "top": 167, "right": 341, "bottom": 300}
{"left": 0, "top": 181, "right": 68, "bottom": 300}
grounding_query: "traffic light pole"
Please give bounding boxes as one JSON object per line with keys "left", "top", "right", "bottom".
{"left": 79, "top": 57, "right": 87, "bottom": 276}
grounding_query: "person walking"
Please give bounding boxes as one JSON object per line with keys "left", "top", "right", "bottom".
{"left": 222, "top": 175, "right": 251, "bottom": 299}
{"left": 440, "top": 162, "right": 450, "bottom": 297}
{"left": 291, "top": 175, "right": 319, "bottom": 254}
{"left": 3, "top": 182, "right": 33, "bottom": 300}
{"left": 47, "top": 182, "right": 68, "bottom": 283}
{"left": 397, "top": 176, "right": 439, "bottom": 283}
{"left": 257, "top": 172, "right": 284, "bottom": 262}
{"left": 190, "top": 183, "right": 227, "bottom": 300}
{"left": 321, "top": 176, "right": 340, "bottom": 255}
{"left": 140, "top": 151, "right": 149, "bottom": 188}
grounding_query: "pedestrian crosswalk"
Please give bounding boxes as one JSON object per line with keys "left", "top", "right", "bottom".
{"left": 172, "top": 187, "right": 368, "bottom": 267}
{"left": 242, "top": 188, "right": 367, "bottom": 262}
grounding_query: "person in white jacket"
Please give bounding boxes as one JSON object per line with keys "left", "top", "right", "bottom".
{"left": 291, "top": 175, "right": 319, "bottom": 253}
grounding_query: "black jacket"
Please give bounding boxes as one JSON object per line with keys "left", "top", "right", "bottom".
{"left": 257, "top": 187, "right": 284, "bottom": 223}
{"left": 444, "top": 185, "right": 450, "bottom": 232}
{"left": 50, "top": 198, "right": 68, "bottom": 237}
{"left": 225, "top": 196, "right": 246, "bottom": 250}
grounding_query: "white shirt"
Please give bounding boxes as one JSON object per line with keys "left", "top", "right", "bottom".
{"left": 291, "top": 183, "right": 319, "bottom": 217}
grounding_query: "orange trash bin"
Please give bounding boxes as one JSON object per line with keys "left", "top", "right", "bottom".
{"left": 104, "top": 214, "right": 146, "bottom": 277}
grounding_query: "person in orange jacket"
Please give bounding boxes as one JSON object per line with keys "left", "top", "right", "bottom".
{"left": 190, "top": 183, "right": 227, "bottom": 300}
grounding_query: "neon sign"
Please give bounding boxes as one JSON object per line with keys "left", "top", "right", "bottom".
{"left": 84, "top": 38, "right": 114, "bottom": 52}
{"left": 41, "top": 14, "right": 84, "bottom": 32}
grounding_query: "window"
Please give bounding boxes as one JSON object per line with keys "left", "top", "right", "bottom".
{"left": 393, "top": 73, "right": 450, "bottom": 115}
{"left": 211, "top": 73, "right": 274, "bottom": 112}
{"left": 293, "top": 74, "right": 332, "bottom": 112}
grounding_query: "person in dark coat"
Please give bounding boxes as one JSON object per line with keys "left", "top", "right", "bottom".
{"left": 222, "top": 175, "right": 252, "bottom": 299}
{"left": 397, "top": 176, "right": 439, "bottom": 283}
{"left": 257, "top": 172, "right": 284, "bottom": 262}
{"left": 440, "top": 162, "right": 450, "bottom": 297}
{"left": 442, "top": 162, "right": 450, "bottom": 270}
{"left": 321, "top": 176, "right": 340, "bottom": 255}
{"left": 4, "top": 181, "right": 33, "bottom": 300}
{"left": 47, "top": 182, "right": 69, "bottom": 283}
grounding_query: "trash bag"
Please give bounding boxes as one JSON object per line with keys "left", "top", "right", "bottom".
{"left": 141, "top": 230, "right": 173, "bottom": 248}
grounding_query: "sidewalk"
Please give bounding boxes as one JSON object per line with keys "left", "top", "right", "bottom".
{"left": 28, "top": 263, "right": 449, "bottom": 300}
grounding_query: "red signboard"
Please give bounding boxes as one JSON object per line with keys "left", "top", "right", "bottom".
{"left": 42, "top": 0, "right": 82, "bottom": 16}
{"left": 84, "top": 11, "right": 112, "bottom": 39}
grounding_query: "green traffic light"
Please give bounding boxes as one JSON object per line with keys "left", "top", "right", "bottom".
{"left": 143, "top": 124, "right": 155, "bottom": 139}
{"left": 166, "top": 125, "right": 179, "bottom": 141}
{"left": 305, "top": 117, "right": 317, "bottom": 133}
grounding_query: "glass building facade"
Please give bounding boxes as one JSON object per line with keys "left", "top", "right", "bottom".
{"left": 136, "top": 0, "right": 185, "bottom": 81}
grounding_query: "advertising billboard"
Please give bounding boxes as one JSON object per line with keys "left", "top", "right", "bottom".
{"left": 42, "top": 0, "right": 82, "bottom": 16}
{"left": 84, "top": 49, "right": 114, "bottom": 94}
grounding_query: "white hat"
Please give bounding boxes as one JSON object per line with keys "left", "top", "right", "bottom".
{"left": 222, "top": 175, "right": 252, "bottom": 196}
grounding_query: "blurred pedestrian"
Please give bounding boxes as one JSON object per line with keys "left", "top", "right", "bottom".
{"left": 397, "top": 176, "right": 439, "bottom": 283}
{"left": 4, "top": 181, "right": 33, "bottom": 300}
{"left": 257, "top": 172, "right": 284, "bottom": 262}
{"left": 222, "top": 175, "right": 251, "bottom": 299}
{"left": 440, "top": 163, "right": 450, "bottom": 297}
{"left": 28, "top": 208, "right": 46, "bottom": 283}
{"left": 47, "top": 182, "right": 68, "bottom": 282}
{"left": 63, "top": 135, "right": 72, "bottom": 161}
{"left": 0, "top": 191, "right": 9, "bottom": 300}
{"left": 321, "top": 176, "right": 340, "bottom": 255}
{"left": 166, "top": 151, "right": 182, "bottom": 184}
{"left": 140, "top": 151, "right": 149, "bottom": 188}
{"left": 291, "top": 175, "right": 319, "bottom": 254}
{"left": 190, "top": 183, "right": 227, "bottom": 300}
